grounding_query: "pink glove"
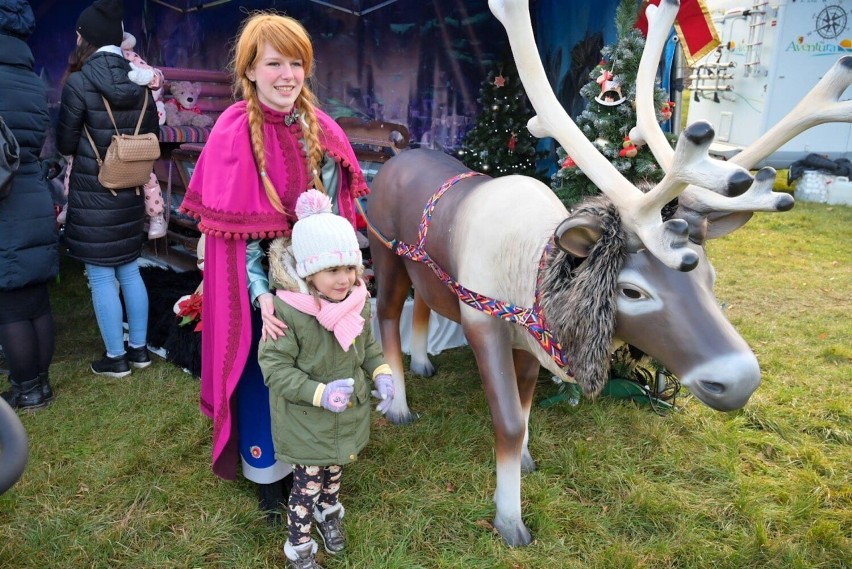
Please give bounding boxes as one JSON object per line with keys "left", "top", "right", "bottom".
{"left": 320, "top": 378, "right": 354, "bottom": 413}
{"left": 371, "top": 374, "right": 395, "bottom": 415}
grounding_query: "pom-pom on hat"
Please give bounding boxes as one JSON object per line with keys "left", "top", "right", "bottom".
{"left": 292, "top": 189, "right": 362, "bottom": 278}
{"left": 0, "top": 0, "right": 35, "bottom": 39}
{"left": 76, "top": 0, "right": 123, "bottom": 48}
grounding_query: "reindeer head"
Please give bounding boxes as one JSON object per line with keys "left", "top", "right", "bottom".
{"left": 490, "top": 0, "right": 852, "bottom": 410}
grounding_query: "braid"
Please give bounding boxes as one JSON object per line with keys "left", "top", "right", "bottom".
{"left": 244, "top": 84, "right": 285, "bottom": 214}
{"left": 297, "top": 85, "right": 326, "bottom": 193}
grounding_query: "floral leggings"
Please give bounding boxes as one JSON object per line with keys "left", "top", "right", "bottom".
{"left": 288, "top": 464, "right": 343, "bottom": 545}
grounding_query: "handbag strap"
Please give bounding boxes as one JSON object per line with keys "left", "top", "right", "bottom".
{"left": 83, "top": 93, "right": 150, "bottom": 163}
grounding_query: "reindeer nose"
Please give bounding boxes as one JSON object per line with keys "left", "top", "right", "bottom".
{"left": 681, "top": 353, "right": 761, "bottom": 411}
{"left": 726, "top": 170, "right": 753, "bottom": 197}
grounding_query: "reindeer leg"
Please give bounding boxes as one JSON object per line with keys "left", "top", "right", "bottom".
{"left": 513, "top": 349, "right": 540, "bottom": 474}
{"left": 464, "top": 312, "right": 532, "bottom": 546}
{"left": 373, "top": 247, "right": 417, "bottom": 425}
{"left": 409, "top": 292, "right": 436, "bottom": 377}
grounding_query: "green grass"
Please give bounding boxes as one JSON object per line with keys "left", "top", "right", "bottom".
{"left": 1, "top": 202, "right": 850, "bottom": 568}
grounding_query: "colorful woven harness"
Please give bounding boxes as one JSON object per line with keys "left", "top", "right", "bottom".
{"left": 365, "top": 172, "right": 573, "bottom": 375}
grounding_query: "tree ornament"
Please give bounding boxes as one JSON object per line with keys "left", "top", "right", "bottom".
{"left": 508, "top": 132, "right": 517, "bottom": 152}
{"left": 594, "top": 68, "right": 626, "bottom": 106}
{"left": 561, "top": 155, "right": 576, "bottom": 169}
{"left": 494, "top": 74, "right": 506, "bottom": 87}
{"left": 660, "top": 100, "right": 675, "bottom": 121}
{"left": 619, "top": 135, "right": 638, "bottom": 158}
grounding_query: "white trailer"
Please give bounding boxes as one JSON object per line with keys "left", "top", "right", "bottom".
{"left": 685, "top": 0, "right": 852, "bottom": 167}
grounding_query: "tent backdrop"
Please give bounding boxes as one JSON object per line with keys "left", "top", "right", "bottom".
{"left": 29, "top": 0, "right": 622, "bottom": 156}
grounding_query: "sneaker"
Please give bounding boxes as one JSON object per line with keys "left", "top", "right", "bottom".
{"left": 126, "top": 344, "right": 152, "bottom": 369}
{"left": 91, "top": 353, "right": 131, "bottom": 378}
{"left": 314, "top": 504, "right": 346, "bottom": 555}
{"left": 284, "top": 541, "right": 323, "bottom": 569}
{"left": 147, "top": 214, "right": 167, "bottom": 240}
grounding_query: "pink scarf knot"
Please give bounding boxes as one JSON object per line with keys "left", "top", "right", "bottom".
{"left": 276, "top": 282, "right": 368, "bottom": 351}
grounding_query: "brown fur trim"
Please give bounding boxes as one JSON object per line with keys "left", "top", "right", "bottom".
{"left": 540, "top": 197, "right": 627, "bottom": 399}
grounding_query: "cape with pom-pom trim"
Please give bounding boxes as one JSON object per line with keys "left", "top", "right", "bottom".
{"left": 181, "top": 101, "right": 368, "bottom": 480}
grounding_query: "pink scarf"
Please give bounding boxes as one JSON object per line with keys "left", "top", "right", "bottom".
{"left": 276, "top": 283, "right": 368, "bottom": 351}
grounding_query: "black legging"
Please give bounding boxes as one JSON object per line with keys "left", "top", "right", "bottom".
{"left": 0, "top": 311, "right": 55, "bottom": 384}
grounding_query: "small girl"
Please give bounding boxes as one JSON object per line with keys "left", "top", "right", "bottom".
{"left": 258, "top": 190, "right": 394, "bottom": 569}
{"left": 122, "top": 32, "right": 166, "bottom": 240}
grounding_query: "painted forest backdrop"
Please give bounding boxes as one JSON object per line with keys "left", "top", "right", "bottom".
{"left": 29, "top": 0, "right": 622, "bottom": 158}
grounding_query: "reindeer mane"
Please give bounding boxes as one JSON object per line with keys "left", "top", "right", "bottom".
{"left": 539, "top": 196, "right": 627, "bottom": 399}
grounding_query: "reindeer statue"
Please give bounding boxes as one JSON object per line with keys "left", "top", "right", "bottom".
{"left": 366, "top": 0, "right": 852, "bottom": 546}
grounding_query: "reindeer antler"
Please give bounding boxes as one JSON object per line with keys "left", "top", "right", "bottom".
{"left": 634, "top": 0, "right": 852, "bottom": 171}
{"left": 490, "top": 0, "right": 748, "bottom": 270}
{"left": 632, "top": 0, "right": 852, "bottom": 215}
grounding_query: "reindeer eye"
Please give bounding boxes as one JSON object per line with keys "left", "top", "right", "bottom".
{"left": 619, "top": 285, "right": 648, "bottom": 301}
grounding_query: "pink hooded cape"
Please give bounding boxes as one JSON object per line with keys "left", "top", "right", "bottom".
{"left": 180, "top": 101, "right": 368, "bottom": 480}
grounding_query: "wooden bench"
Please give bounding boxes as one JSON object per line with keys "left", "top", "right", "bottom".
{"left": 158, "top": 66, "right": 232, "bottom": 144}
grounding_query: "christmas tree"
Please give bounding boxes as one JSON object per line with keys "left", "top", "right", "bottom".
{"left": 551, "top": 0, "right": 676, "bottom": 207}
{"left": 457, "top": 56, "right": 546, "bottom": 181}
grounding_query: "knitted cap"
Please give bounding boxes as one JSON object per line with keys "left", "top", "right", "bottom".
{"left": 76, "top": 0, "right": 123, "bottom": 48}
{"left": 0, "top": 0, "right": 35, "bottom": 39}
{"left": 292, "top": 190, "right": 362, "bottom": 278}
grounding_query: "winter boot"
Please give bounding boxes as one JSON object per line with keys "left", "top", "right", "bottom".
{"left": 39, "top": 372, "right": 54, "bottom": 404}
{"left": 147, "top": 213, "right": 167, "bottom": 240}
{"left": 257, "top": 481, "right": 286, "bottom": 527}
{"left": 1, "top": 377, "right": 47, "bottom": 410}
{"left": 314, "top": 503, "right": 346, "bottom": 555}
{"left": 284, "top": 540, "right": 323, "bottom": 569}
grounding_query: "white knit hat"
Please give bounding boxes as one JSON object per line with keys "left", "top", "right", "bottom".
{"left": 292, "top": 189, "right": 362, "bottom": 278}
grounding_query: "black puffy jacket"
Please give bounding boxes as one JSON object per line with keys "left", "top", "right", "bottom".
{"left": 0, "top": 33, "right": 58, "bottom": 292}
{"left": 57, "top": 49, "right": 159, "bottom": 267}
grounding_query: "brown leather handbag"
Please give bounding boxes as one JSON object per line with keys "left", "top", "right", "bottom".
{"left": 84, "top": 94, "right": 160, "bottom": 196}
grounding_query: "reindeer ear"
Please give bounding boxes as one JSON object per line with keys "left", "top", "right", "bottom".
{"left": 704, "top": 211, "right": 754, "bottom": 239}
{"left": 554, "top": 214, "right": 603, "bottom": 258}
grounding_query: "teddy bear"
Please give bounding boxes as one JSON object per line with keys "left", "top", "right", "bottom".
{"left": 121, "top": 32, "right": 166, "bottom": 126}
{"left": 164, "top": 81, "right": 214, "bottom": 128}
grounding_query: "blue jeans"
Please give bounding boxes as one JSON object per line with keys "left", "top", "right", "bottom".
{"left": 85, "top": 262, "right": 148, "bottom": 357}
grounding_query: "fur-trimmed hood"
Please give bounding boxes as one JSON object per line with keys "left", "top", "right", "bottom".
{"left": 267, "top": 237, "right": 310, "bottom": 294}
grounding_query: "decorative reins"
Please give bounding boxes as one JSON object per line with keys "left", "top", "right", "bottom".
{"left": 359, "top": 172, "right": 573, "bottom": 376}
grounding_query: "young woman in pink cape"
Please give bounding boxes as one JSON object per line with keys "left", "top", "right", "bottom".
{"left": 179, "top": 12, "right": 368, "bottom": 522}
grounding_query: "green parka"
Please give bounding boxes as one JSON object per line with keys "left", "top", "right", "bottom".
{"left": 258, "top": 294, "right": 386, "bottom": 466}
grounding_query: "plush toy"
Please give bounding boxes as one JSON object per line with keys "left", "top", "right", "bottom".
{"left": 121, "top": 33, "right": 166, "bottom": 126}
{"left": 164, "top": 81, "right": 214, "bottom": 128}
{"left": 151, "top": 85, "right": 166, "bottom": 126}
{"left": 121, "top": 33, "right": 163, "bottom": 89}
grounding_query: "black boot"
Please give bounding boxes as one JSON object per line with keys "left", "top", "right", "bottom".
{"left": 39, "top": 372, "right": 54, "bottom": 404}
{"left": 257, "top": 481, "right": 286, "bottom": 526}
{"left": 1, "top": 377, "right": 47, "bottom": 411}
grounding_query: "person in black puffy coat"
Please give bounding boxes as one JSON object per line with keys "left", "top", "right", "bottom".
{"left": 57, "top": 0, "right": 159, "bottom": 378}
{"left": 0, "top": 0, "right": 60, "bottom": 410}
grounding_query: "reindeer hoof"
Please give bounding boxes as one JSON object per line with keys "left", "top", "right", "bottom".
{"left": 410, "top": 358, "right": 436, "bottom": 377}
{"left": 520, "top": 453, "right": 537, "bottom": 474}
{"left": 493, "top": 517, "right": 533, "bottom": 547}
{"left": 385, "top": 409, "right": 420, "bottom": 425}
